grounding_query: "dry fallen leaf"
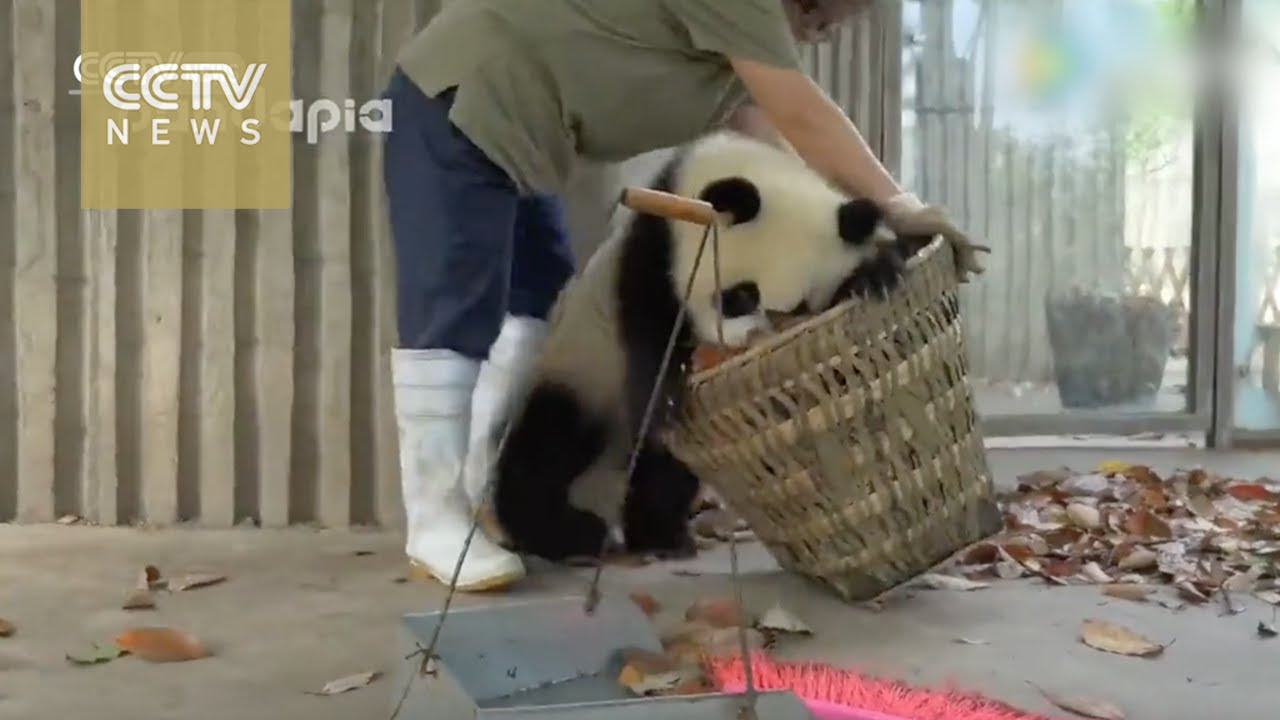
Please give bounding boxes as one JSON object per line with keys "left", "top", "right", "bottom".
{"left": 994, "top": 560, "right": 1028, "bottom": 579}
{"left": 0, "top": 618, "right": 14, "bottom": 637}
{"left": 1066, "top": 503, "right": 1102, "bottom": 530}
{"left": 139, "top": 565, "right": 166, "bottom": 591}
{"left": 756, "top": 604, "right": 813, "bottom": 636}
{"left": 918, "top": 573, "right": 990, "bottom": 591}
{"left": 621, "top": 647, "right": 680, "bottom": 674}
{"left": 617, "top": 660, "right": 685, "bottom": 697}
{"left": 1131, "top": 486, "right": 1170, "bottom": 512}
{"left": 662, "top": 639, "right": 706, "bottom": 665}
{"left": 1125, "top": 509, "right": 1173, "bottom": 540}
{"left": 1226, "top": 483, "right": 1279, "bottom": 502}
{"left": 1033, "top": 683, "right": 1126, "bottom": 720}
{"left": 1040, "top": 558, "right": 1083, "bottom": 579}
{"left": 1116, "top": 547, "right": 1158, "bottom": 571}
{"left": 1060, "top": 473, "right": 1113, "bottom": 498}
{"left": 1155, "top": 542, "right": 1197, "bottom": 579}
{"left": 661, "top": 620, "right": 717, "bottom": 647}
{"left": 66, "top": 643, "right": 126, "bottom": 666}
{"left": 114, "top": 627, "right": 211, "bottom": 663}
{"left": 173, "top": 573, "right": 227, "bottom": 592}
{"left": 685, "top": 596, "right": 748, "bottom": 628}
{"left": 1185, "top": 492, "right": 1218, "bottom": 519}
{"left": 1096, "top": 460, "right": 1132, "bottom": 475}
{"left": 1123, "top": 465, "right": 1163, "bottom": 485}
{"left": 1079, "top": 619, "right": 1165, "bottom": 658}
{"left": 122, "top": 589, "right": 156, "bottom": 610}
{"left": 628, "top": 592, "right": 661, "bottom": 617}
{"left": 691, "top": 344, "right": 743, "bottom": 373}
{"left": 1080, "top": 562, "right": 1112, "bottom": 584}
{"left": 1101, "top": 584, "right": 1154, "bottom": 602}
{"left": 702, "top": 627, "right": 768, "bottom": 655}
{"left": 306, "top": 670, "right": 381, "bottom": 696}
{"left": 1223, "top": 567, "right": 1263, "bottom": 594}
{"left": 1175, "top": 581, "right": 1210, "bottom": 605}
{"left": 961, "top": 543, "right": 999, "bottom": 564}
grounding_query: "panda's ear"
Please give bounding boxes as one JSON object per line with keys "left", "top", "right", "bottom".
{"left": 698, "top": 177, "right": 760, "bottom": 226}
{"left": 837, "top": 198, "right": 884, "bottom": 246}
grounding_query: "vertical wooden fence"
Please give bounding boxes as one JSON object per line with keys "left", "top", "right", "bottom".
{"left": 0, "top": 0, "right": 901, "bottom": 527}
{"left": 0, "top": 0, "right": 443, "bottom": 527}
{"left": 907, "top": 0, "right": 1129, "bottom": 383}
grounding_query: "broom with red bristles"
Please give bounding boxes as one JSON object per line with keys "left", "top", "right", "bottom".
{"left": 704, "top": 652, "right": 1055, "bottom": 720}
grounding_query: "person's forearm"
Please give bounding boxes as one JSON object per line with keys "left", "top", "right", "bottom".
{"left": 768, "top": 85, "right": 901, "bottom": 206}
{"left": 728, "top": 58, "right": 906, "bottom": 206}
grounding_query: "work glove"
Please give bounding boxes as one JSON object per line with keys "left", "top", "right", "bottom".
{"left": 884, "top": 192, "right": 990, "bottom": 282}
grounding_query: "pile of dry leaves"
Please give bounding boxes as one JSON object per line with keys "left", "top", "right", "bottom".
{"left": 936, "top": 462, "right": 1279, "bottom": 627}
{"left": 613, "top": 593, "right": 810, "bottom": 697}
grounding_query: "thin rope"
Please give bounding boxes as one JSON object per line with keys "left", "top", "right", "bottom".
{"left": 710, "top": 224, "right": 760, "bottom": 720}
{"left": 388, "top": 421, "right": 517, "bottom": 720}
{"left": 583, "top": 219, "right": 716, "bottom": 613}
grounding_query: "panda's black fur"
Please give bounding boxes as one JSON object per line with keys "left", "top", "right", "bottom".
{"left": 491, "top": 130, "right": 911, "bottom": 563}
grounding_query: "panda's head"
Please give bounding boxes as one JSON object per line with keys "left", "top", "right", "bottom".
{"left": 699, "top": 174, "right": 894, "bottom": 253}
{"left": 663, "top": 132, "right": 897, "bottom": 347}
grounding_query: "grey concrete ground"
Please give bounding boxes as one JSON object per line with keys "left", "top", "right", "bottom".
{"left": 2, "top": 447, "right": 1278, "bottom": 720}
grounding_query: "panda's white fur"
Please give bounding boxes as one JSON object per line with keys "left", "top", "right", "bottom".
{"left": 490, "top": 130, "right": 907, "bottom": 563}
{"left": 663, "top": 131, "right": 900, "bottom": 346}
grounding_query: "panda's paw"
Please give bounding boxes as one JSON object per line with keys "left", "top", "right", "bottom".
{"left": 845, "top": 249, "right": 905, "bottom": 301}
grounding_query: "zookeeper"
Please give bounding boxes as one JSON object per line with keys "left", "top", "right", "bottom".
{"left": 381, "top": 0, "right": 980, "bottom": 592}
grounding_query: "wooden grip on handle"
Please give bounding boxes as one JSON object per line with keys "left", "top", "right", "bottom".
{"left": 619, "top": 187, "right": 718, "bottom": 226}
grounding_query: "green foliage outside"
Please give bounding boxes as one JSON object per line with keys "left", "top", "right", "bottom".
{"left": 1121, "top": 0, "right": 1195, "bottom": 172}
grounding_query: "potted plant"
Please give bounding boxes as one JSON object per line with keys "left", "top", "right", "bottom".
{"left": 1044, "top": 285, "right": 1179, "bottom": 409}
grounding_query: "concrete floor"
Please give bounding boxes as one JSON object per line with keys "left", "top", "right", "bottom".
{"left": 2, "top": 447, "right": 1278, "bottom": 720}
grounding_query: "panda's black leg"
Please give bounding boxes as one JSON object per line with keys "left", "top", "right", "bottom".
{"left": 493, "top": 382, "right": 611, "bottom": 562}
{"left": 621, "top": 439, "right": 700, "bottom": 559}
{"left": 834, "top": 246, "right": 906, "bottom": 303}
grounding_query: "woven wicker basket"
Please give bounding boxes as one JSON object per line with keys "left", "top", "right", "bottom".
{"left": 663, "top": 236, "right": 1002, "bottom": 602}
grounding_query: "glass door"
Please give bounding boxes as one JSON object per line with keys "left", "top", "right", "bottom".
{"left": 1229, "top": 0, "right": 1280, "bottom": 433}
{"left": 900, "top": 0, "right": 1212, "bottom": 436}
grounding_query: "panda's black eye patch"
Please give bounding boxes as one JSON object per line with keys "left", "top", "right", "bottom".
{"left": 698, "top": 177, "right": 761, "bottom": 225}
{"left": 715, "top": 281, "right": 761, "bottom": 318}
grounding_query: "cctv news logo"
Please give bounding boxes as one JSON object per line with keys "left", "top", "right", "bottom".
{"left": 73, "top": 52, "right": 392, "bottom": 145}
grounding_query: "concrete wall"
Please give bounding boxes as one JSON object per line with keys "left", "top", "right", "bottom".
{"left": 0, "top": 0, "right": 900, "bottom": 527}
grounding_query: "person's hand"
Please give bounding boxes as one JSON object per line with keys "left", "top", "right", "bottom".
{"left": 883, "top": 192, "right": 990, "bottom": 281}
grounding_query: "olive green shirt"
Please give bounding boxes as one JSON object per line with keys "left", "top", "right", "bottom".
{"left": 397, "top": 0, "right": 802, "bottom": 195}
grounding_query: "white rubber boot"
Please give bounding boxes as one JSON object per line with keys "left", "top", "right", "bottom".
{"left": 392, "top": 348, "right": 525, "bottom": 591}
{"left": 462, "top": 315, "right": 549, "bottom": 508}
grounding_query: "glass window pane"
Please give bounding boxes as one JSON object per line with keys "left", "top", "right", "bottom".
{"left": 901, "top": 0, "right": 1199, "bottom": 417}
{"left": 1231, "top": 0, "right": 1280, "bottom": 430}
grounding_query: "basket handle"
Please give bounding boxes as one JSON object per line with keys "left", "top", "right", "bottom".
{"left": 619, "top": 187, "right": 718, "bottom": 227}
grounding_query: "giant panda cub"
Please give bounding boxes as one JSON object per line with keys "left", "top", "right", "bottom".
{"left": 491, "top": 130, "right": 910, "bottom": 563}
